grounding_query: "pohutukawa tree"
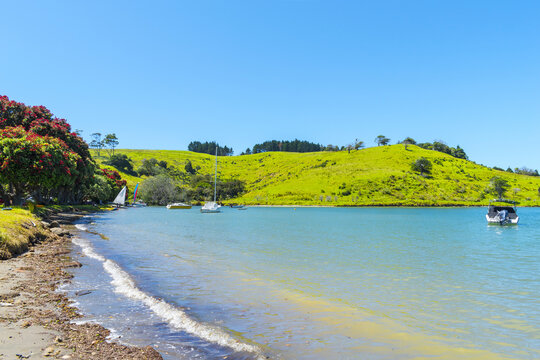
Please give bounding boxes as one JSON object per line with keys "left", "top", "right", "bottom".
{"left": 0, "top": 95, "right": 96, "bottom": 204}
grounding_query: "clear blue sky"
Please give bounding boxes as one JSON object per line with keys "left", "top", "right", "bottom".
{"left": 1, "top": 1, "right": 539, "bottom": 170}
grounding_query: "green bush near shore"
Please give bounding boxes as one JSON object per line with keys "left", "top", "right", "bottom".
{"left": 91, "top": 145, "right": 540, "bottom": 206}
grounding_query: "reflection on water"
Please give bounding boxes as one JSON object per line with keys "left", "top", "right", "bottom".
{"left": 67, "top": 207, "right": 540, "bottom": 359}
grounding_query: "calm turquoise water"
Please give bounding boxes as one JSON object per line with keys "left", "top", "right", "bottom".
{"left": 67, "top": 207, "right": 540, "bottom": 359}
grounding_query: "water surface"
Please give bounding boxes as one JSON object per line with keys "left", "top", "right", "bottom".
{"left": 67, "top": 207, "right": 540, "bottom": 359}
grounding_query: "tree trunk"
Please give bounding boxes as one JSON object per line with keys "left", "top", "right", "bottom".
{"left": 12, "top": 184, "right": 24, "bottom": 206}
{"left": 0, "top": 184, "right": 10, "bottom": 206}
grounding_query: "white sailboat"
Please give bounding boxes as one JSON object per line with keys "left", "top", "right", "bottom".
{"left": 112, "top": 186, "right": 127, "bottom": 207}
{"left": 201, "top": 147, "right": 221, "bottom": 213}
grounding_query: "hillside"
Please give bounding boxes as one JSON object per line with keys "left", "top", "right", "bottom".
{"left": 93, "top": 145, "right": 540, "bottom": 206}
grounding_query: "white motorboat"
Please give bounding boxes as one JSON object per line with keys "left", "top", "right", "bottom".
{"left": 486, "top": 199, "right": 519, "bottom": 225}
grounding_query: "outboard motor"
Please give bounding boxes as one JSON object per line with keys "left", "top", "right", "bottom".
{"left": 497, "top": 209, "right": 509, "bottom": 225}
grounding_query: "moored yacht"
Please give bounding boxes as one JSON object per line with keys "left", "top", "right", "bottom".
{"left": 201, "top": 147, "right": 221, "bottom": 213}
{"left": 486, "top": 199, "right": 519, "bottom": 225}
{"left": 201, "top": 201, "right": 221, "bottom": 213}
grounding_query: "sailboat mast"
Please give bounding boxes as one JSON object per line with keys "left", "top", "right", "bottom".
{"left": 213, "top": 146, "right": 217, "bottom": 202}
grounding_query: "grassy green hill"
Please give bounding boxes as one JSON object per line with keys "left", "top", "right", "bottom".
{"left": 93, "top": 145, "right": 540, "bottom": 206}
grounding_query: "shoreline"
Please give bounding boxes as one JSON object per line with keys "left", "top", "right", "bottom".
{"left": 214, "top": 203, "right": 536, "bottom": 208}
{"left": 0, "top": 210, "right": 162, "bottom": 360}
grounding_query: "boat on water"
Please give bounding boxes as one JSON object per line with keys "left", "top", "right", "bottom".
{"left": 167, "top": 203, "right": 192, "bottom": 209}
{"left": 112, "top": 186, "right": 127, "bottom": 208}
{"left": 201, "top": 147, "right": 221, "bottom": 213}
{"left": 486, "top": 199, "right": 519, "bottom": 225}
{"left": 130, "top": 183, "right": 147, "bottom": 207}
{"left": 230, "top": 204, "right": 246, "bottom": 210}
{"left": 201, "top": 201, "right": 221, "bottom": 213}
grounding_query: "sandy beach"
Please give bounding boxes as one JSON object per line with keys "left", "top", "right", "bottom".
{"left": 0, "top": 212, "right": 162, "bottom": 360}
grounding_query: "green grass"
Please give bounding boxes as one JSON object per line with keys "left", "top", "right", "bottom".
{"left": 0, "top": 208, "right": 44, "bottom": 259}
{"left": 92, "top": 145, "right": 540, "bottom": 206}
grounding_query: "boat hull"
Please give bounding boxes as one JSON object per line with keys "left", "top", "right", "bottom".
{"left": 486, "top": 215, "right": 519, "bottom": 225}
{"left": 166, "top": 203, "right": 192, "bottom": 209}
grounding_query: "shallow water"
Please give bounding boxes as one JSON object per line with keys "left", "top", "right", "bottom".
{"left": 66, "top": 207, "right": 540, "bottom": 359}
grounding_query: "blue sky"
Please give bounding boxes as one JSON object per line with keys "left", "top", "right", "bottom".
{"left": 1, "top": 1, "right": 539, "bottom": 170}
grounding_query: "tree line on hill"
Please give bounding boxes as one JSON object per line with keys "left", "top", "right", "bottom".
{"left": 492, "top": 166, "right": 539, "bottom": 177}
{"left": 0, "top": 95, "right": 126, "bottom": 206}
{"left": 188, "top": 137, "right": 470, "bottom": 160}
{"left": 246, "top": 139, "right": 324, "bottom": 154}
{"left": 188, "top": 141, "right": 233, "bottom": 156}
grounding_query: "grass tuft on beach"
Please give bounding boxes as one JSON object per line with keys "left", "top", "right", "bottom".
{"left": 0, "top": 208, "right": 46, "bottom": 259}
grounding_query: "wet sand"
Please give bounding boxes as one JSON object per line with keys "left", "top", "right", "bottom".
{"left": 0, "top": 213, "right": 162, "bottom": 360}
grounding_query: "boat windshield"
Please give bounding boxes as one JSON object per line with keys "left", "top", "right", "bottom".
{"left": 488, "top": 206, "right": 516, "bottom": 214}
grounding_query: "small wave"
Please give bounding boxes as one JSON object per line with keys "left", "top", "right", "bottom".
{"left": 75, "top": 224, "right": 88, "bottom": 231}
{"left": 72, "top": 318, "right": 97, "bottom": 326}
{"left": 72, "top": 237, "right": 106, "bottom": 262}
{"left": 71, "top": 237, "right": 261, "bottom": 356}
{"left": 106, "top": 326, "right": 122, "bottom": 341}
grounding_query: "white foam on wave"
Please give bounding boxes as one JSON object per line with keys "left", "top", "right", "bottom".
{"left": 71, "top": 237, "right": 261, "bottom": 356}
{"left": 72, "top": 318, "right": 97, "bottom": 326}
{"left": 75, "top": 224, "right": 88, "bottom": 231}
{"left": 72, "top": 237, "right": 106, "bottom": 262}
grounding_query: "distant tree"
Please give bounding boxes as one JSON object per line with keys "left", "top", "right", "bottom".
{"left": 106, "top": 154, "right": 134, "bottom": 174}
{"left": 489, "top": 176, "right": 509, "bottom": 199}
{"left": 417, "top": 142, "right": 433, "bottom": 150}
{"left": 402, "top": 137, "right": 415, "bottom": 150}
{"left": 493, "top": 166, "right": 504, "bottom": 171}
{"left": 139, "top": 174, "right": 179, "bottom": 205}
{"left": 432, "top": 141, "right": 451, "bottom": 154}
{"left": 513, "top": 167, "right": 539, "bottom": 176}
{"left": 184, "top": 160, "right": 196, "bottom": 175}
{"left": 103, "top": 133, "right": 119, "bottom": 156}
{"left": 324, "top": 144, "right": 339, "bottom": 151}
{"left": 416, "top": 140, "right": 467, "bottom": 160}
{"left": 452, "top": 146, "right": 466, "bottom": 159}
{"left": 187, "top": 174, "right": 245, "bottom": 201}
{"left": 402, "top": 137, "right": 416, "bottom": 145}
{"left": 411, "top": 157, "right": 432, "bottom": 176}
{"left": 251, "top": 139, "right": 323, "bottom": 154}
{"left": 506, "top": 167, "right": 514, "bottom": 173}
{"left": 188, "top": 141, "right": 233, "bottom": 156}
{"left": 218, "top": 179, "right": 246, "bottom": 200}
{"left": 137, "top": 158, "right": 166, "bottom": 176}
{"left": 354, "top": 140, "right": 364, "bottom": 150}
{"left": 375, "top": 135, "right": 390, "bottom": 146}
{"left": 89, "top": 133, "right": 103, "bottom": 156}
